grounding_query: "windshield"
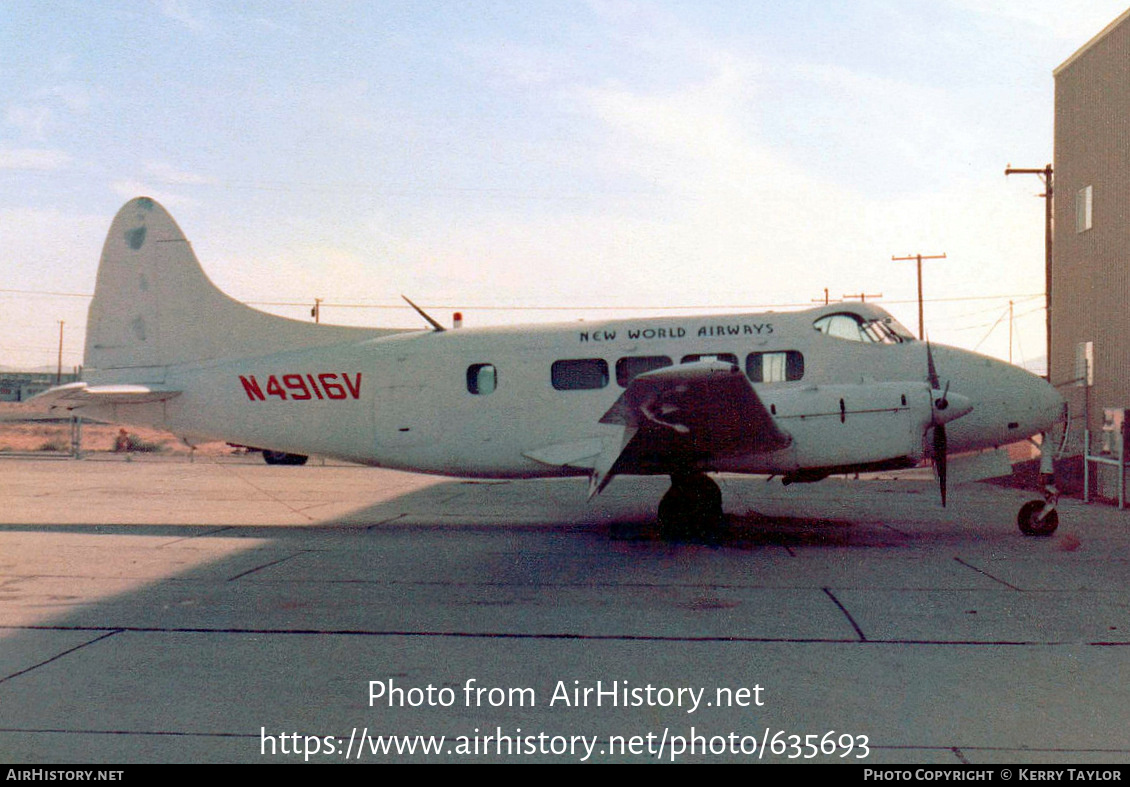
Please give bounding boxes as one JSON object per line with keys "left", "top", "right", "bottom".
{"left": 813, "top": 313, "right": 914, "bottom": 344}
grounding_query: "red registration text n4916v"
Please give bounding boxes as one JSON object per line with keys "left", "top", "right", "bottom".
{"left": 238, "top": 373, "right": 362, "bottom": 402}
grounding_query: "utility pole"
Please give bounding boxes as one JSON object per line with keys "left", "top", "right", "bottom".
{"left": 56, "top": 321, "right": 64, "bottom": 385}
{"left": 1005, "top": 164, "right": 1053, "bottom": 378}
{"left": 892, "top": 253, "right": 946, "bottom": 340}
{"left": 842, "top": 292, "right": 882, "bottom": 303}
{"left": 811, "top": 288, "right": 842, "bottom": 305}
{"left": 311, "top": 298, "right": 323, "bottom": 323}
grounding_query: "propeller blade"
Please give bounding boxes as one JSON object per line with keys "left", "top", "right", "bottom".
{"left": 925, "top": 338, "right": 954, "bottom": 506}
{"left": 926, "top": 340, "right": 940, "bottom": 390}
{"left": 933, "top": 423, "right": 948, "bottom": 507}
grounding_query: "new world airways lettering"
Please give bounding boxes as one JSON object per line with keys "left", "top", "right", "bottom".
{"left": 579, "top": 324, "right": 774, "bottom": 343}
{"left": 239, "top": 373, "right": 362, "bottom": 402}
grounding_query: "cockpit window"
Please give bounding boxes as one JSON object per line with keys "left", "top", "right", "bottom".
{"left": 813, "top": 313, "right": 912, "bottom": 344}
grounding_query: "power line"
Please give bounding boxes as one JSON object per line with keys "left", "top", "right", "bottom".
{"left": 0, "top": 288, "right": 95, "bottom": 298}
{"left": 0, "top": 346, "right": 82, "bottom": 355}
{"left": 0, "top": 287, "right": 1046, "bottom": 311}
{"left": 246, "top": 292, "right": 1045, "bottom": 311}
{"left": 971, "top": 305, "right": 1044, "bottom": 352}
{"left": 950, "top": 304, "right": 1044, "bottom": 333}
{"left": 946, "top": 293, "right": 1042, "bottom": 322}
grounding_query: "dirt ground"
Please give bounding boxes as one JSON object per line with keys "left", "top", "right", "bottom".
{"left": 0, "top": 403, "right": 236, "bottom": 455}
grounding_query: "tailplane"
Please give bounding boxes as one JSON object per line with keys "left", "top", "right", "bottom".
{"left": 85, "top": 197, "right": 402, "bottom": 379}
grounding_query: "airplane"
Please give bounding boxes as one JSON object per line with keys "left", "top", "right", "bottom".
{"left": 35, "top": 197, "right": 1066, "bottom": 536}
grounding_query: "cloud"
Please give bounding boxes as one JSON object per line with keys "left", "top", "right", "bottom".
{"left": 461, "top": 41, "right": 565, "bottom": 88}
{"left": 0, "top": 148, "right": 72, "bottom": 170}
{"left": 946, "top": 0, "right": 1130, "bottom": 49}
{"left": 44, "top": 84, "right": 102, "bottom": 114}
{"left": 0, "top": 206, "right": 106, "bottom": 288}
{"left": 158, "top": 0, "right": 210, "bottom": 33}
{"left": 144, "top": 161, "right": 216, "bottom": 185}
{"left": 5, "top": 105, "right": 52, "bottom": 141}
{"left": 110, "top": 179, "right": 198, "bottom": 209}
{"left": 3, "top": 87, "right": 102, "bottom": 148}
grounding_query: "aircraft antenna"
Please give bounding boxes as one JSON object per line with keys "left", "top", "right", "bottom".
{"left": 401, "top": 295, "right": 446, "bottom": 332}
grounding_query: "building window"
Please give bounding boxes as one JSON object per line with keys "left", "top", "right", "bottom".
{"left": 615, "top": 356, "right": 672, "bottom": 387}
{"left": 466, "top": 363, "right": 497, "bottom": 395}
{"left": 1075, "top": 341, "right": 1093, "bottom": 388}
{"left": 746, "top": 351, "right": 804, "bottom": 382}
{"left": 1076, "top": 185, "right": 1093, "bottom": 233}
{"left": 551, "top": 359, "right": 609, "bottom": 391}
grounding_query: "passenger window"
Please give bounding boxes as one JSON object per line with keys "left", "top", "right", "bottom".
{"left": 681, "top": 353, "right": 738, "bottom": 366}
{"left": 466, "top": 363, "right": 497, "bottom": 395}
{"left": 616, "top": 356, "right": 672, "bottom": 387}
{"left": 746, "top": 351, "right": 804, "bottom": 383}
{"left": 552, "top": 359, "right": 609, "bottom": 391}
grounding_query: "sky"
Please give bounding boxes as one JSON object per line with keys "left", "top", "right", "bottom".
{"left": 1, "top": 0, "right": 1128, "bottom": 372}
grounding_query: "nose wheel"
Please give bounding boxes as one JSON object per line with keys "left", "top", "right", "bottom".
{"left": 1017, "top": 475, "right": 1059, "bottom": 536}
{"left": 1018, "top": 501, "right": 1058, "bottom": 536}
{"left": 658, "top": 473, "right": 723, "bottom": 537}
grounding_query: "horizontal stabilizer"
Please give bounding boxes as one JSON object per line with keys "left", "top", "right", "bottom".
{"left": 28, "top": 382, "right": 182, "bottom": 411}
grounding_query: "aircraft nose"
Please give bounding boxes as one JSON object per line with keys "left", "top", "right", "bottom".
{"left": 1033, "top": 375, "right": 1067, "bottom": 434}
{"left": 988, "top": 357, "right": 1065, "bottom": 437}
{"left": 931, "top": 346, "right": 1066, "bottom": 450}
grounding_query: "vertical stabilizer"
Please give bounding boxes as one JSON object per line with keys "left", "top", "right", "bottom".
{"left": 85, "top": 198, "right": 402, "bottom": 377}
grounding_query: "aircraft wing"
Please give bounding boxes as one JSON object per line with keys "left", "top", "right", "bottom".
{"left": 27, "top": 382, "right": 182, "bottom": 411}
{"left": 589, "top": 360, "right": 792, "bottom": 494}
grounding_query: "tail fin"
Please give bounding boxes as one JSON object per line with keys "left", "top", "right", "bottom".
{"left": 85, "top": 198, "right": 402, "bottom": 379}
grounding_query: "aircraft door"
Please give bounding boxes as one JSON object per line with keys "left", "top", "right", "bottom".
{"left": 373, "top": 353, "right": 432, "bottom": 448}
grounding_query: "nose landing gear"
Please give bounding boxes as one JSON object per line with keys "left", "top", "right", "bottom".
{"left": 1018, "top": 473, "right": 1059, "bottom": 536}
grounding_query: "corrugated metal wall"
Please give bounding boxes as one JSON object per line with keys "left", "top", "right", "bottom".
{"left": 1054, "top": 12, "right": 1130, "bottom": 441}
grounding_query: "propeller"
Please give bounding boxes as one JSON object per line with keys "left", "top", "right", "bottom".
{"left": 933, "top": 405, "right": 948, "bottom": 506}
{"left": 926, "top": 341, "right": 948, "bottom": 507}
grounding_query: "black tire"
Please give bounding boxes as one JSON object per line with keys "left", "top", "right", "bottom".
{"left": 262, "top": 450, "right": 308, "bottom": 466}
{"left": 1017, "top": 499, "right": 1058, "bottom": 536}
{"left": 658, "top": 474, "right": 723, "bottom": 537}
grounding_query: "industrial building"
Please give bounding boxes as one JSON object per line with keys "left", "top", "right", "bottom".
{"left": 1052, "top": 9, "right": 1130, "bottom": 450}
{"left": 0, "top": 371, "right": 80, "bottom": 403}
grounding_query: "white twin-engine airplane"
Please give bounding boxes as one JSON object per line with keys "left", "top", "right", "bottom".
{"left": 39, "top": 198, "right": 1066, "bottom": 535}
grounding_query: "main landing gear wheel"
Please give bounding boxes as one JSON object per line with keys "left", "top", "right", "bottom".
{"left": 262, "top": 450, "right": 309, "bottom": 466}
{"left": 657, "top": 473, "right": 723, "bottom": 538}
{"left": 1017, "top": 499, "right": 1058, "bottom": 536}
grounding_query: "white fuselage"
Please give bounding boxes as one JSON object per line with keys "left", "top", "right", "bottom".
{"left": 86, "top": 303, "right": 1064, "bottom": 481}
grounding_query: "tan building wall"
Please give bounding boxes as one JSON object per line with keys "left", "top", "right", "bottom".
{"left": 1053, "top": 9, "right": 1130, "bottom": 443}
